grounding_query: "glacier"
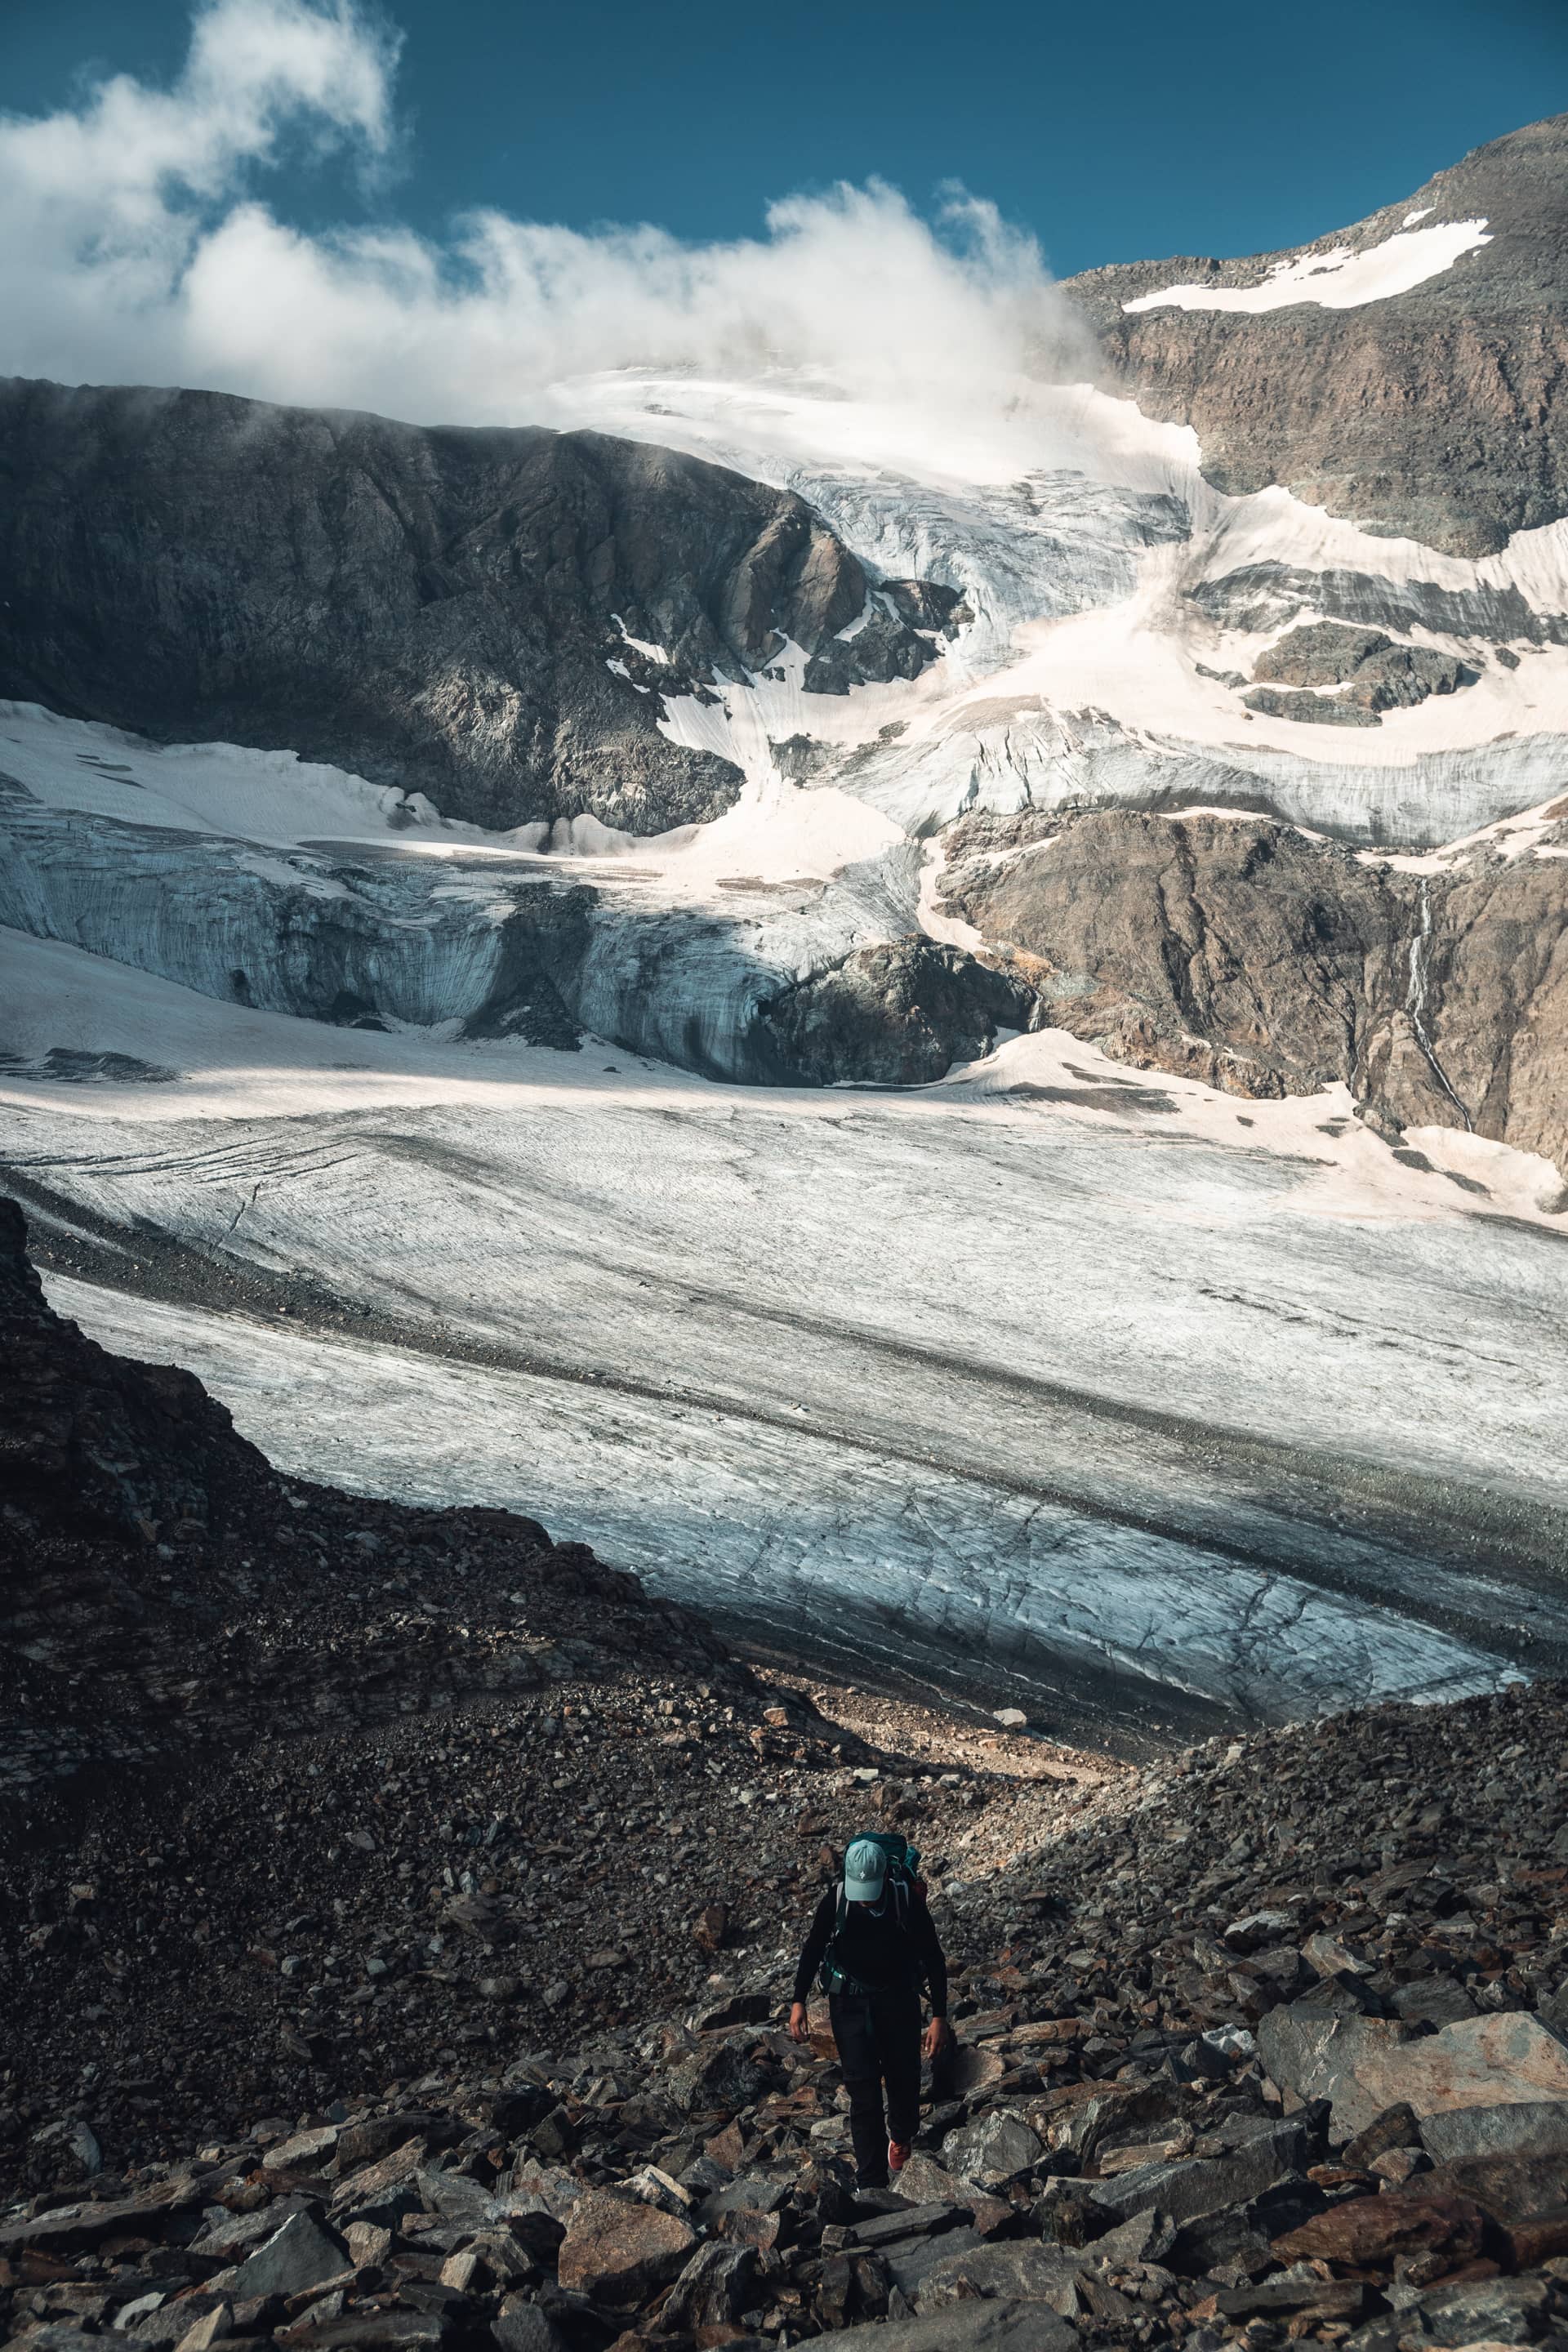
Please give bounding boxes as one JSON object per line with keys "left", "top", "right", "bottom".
{"left": 5, "top": 353, "right": 1568, "bottom": 1748}
{"left": 6, "top": 923, "right": 1567, "bottom": 1749}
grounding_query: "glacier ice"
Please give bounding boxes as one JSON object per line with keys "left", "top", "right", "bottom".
{"left": 5, "top": 927, "right": 1566, "bottom": 1744}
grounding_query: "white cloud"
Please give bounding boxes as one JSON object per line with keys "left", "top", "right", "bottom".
{"left": 0, "top": 0, "right": 1085, "bottom": 424}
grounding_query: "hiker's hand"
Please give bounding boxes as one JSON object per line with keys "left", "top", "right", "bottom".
{"left": 924, "top": 2017, "right": 951, "bottom": 2060}
{"left": 789, "top": 2002, "right": 809, "bottom": 2044}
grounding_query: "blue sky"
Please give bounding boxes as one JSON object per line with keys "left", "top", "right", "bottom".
{"left": 7, "top": 0, "right": 1566, "bottom": 279}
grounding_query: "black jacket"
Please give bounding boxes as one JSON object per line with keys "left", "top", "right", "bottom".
{"left": 792, "top": 1885, "right": 947, "bottom": 2013}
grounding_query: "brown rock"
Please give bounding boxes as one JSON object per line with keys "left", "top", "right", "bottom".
{"left": 1342, "top": 2103, "right": 1422, "bottom": 2168}
{"left": 555, "top": 2189, "right": 696, "bottom": 2306}
{"left": 1066, "top": 120, "right": 1568, "bottom": 556}
{"left": 693, "top": 1903, "right": 729, "bottom": 1954}
{"left": 1272, "top": 2190, "right": 1487, "bottom": 2270}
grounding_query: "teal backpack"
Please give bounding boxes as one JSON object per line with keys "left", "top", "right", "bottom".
{"left": 818, "top": 1832, "right": 929, "bottom": 1996}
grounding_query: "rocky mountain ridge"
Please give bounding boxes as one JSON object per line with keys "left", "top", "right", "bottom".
{"left": 0, "top": 381, "right": 956, "bottom": 835}
{"left": 1067, "top": 114, "right": 1568, "bottom": 555}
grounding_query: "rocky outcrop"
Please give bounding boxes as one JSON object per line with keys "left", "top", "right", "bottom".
{"left": 1370, "top": 853, "right": 1568, "bottom": 1180}
{"left": 938, "top": 807, "right": 1568, "bottom": 1178}
{"left": 0, "top": 1196, "right": 729, "bottom": 1797}
{"left": 759, "top": 939, "right": 1039, "bottom": 1087}
{"left": 1187, "top": 561, "right": 1568, "bottom": 648}
{"left": 940, "top": 811, "right": 1409, "bottom": 1099}
{"left": 0, "top": 380, "right": 949, "bottom": 832}
{"left": 802, "top": 583, "right": 970, "bottom": 694}
{"left": 1241, "top": 622, "right": 1468, "bottom": 727}
{"left": 1067, "top": 115, "right": 1568, "bottom": 555}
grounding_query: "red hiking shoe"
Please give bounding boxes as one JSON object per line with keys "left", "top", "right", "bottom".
{"left": 888, "top": 2139, "right": 911, "bottom": 2174}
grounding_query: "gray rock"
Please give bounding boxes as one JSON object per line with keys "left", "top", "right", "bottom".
{"left": 884, "top": 2225, "right": 986, "bottom": 2301}
{"left": 276, "top": 2316, "right": 446, "bottom": 2349}
{"left": 1419, "top": 2096, "right": 1568, "bottom": 2165}
{"left": 849, "top": 2202, "right": 972, "bottom": 2250}
{"left": 1089, "top": 2116, "right": 1310, "bottom": 2225}
{"left": 491, "top": 2297, "right": 570, "bottom": 2352}
{"left": 1242, "top": 626, "right": 1467, "bottom": 724}
{"left": 1390, "top": 1980, "right": 1478, "bottom": 2029}
{"left": 4, "top": 2332, "right": 108, "bottom": 2352}
{"left": 416, "top": 2167, "right": 506, "bottom": 2226}
{"left": 698, "top": 2173, "right": 787, "bottom": 2221}
{"left": 263, "top": 2124, "right": 340, "bottom": 2172}
{"left": 191, "top": 2198, "right": 310, "bottom": 2260}
{"left": 659, "top": 2240, "right": 758, "bottom": 2332}
{"left": 216, "top": 2209, "right": 350, "bottom": 2299}
{"left": 828, "top": 2298, "right": 1080, "bottom": 2350}
{"left": 113, "top": 2292, "right": 168, "bottom": 2332}
{"left": 915, "top": 2238, "right": 1088, "bottom": 2316}
{"left": 941, "top": 2108, "right": 1045, "bottom": 2189}
{"left": 663, "top": 2034, "right": 768, "bottom": 2115}
{"left": 1410, "top": 2274, "right": 1552, "bottom": 2345}
{"left": 1241, "top": 684, "right": 1383, "bottom": 727}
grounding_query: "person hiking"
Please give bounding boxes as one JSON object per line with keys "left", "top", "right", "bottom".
{"left": 788, "top": 1833, "right": 951, "bottom": 2189}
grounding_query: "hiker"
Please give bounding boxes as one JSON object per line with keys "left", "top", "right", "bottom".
{"left": 788, "top": 1833, "right": 951, "bottom": 2189}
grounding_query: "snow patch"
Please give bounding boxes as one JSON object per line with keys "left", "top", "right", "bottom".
{"left": 1124, "top": 218, "right": 1492, "bottom": 313}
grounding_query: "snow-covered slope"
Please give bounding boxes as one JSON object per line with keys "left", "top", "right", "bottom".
{"left": 537, "top": 364, "right": 1568, "bottom": 849}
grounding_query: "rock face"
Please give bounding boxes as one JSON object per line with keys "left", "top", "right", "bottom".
{"left": 1067, "top": 114, "right": 1568, "bottom": 555}
{"left": 938, "top": 806, "right": 1568, "bottom": 1179}
{"left": 0, "top": 379, "right": 947, "bottom": 832}
{"left": 760, "top": 940, "right": 1039, "bottom": 1087}
{"left": 940, "top": 809, "right": 1410, "bottom": 1099}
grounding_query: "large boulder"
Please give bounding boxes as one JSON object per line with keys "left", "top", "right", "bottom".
{"left": 941, "top": 2108, "right": 1045, "bottom": 2189}
{"left": 664, "top": 2034, "right": 769, "bottom": 2116}
{"left": 1258, "top": 2003, "right": 1568, "bottom": 2144}
{"left": 1089, "top": 2116, "right": 1311, "bottom": 2225}
{"left": 212, "top": 2209, "right": 350, "bottom": 2298}
{"left": 555, "top": 2188, "right": 696, "bottom": 2305}
{"left": 659, "top": 2240, "right": 759, "bottom": 2333}
{"left": 915, "top": 2238, "right": 1089, "bottom": 2315}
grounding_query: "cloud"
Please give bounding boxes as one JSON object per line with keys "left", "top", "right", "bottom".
{"left": 0, "top": 0, "right": 1086, "bottom": 426}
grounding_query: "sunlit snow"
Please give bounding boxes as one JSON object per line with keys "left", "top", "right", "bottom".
{"left": 1123, "top": 217, "right": 1493, "bottom": 313}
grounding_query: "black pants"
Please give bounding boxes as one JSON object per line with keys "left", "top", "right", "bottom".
{"left": 829, "top": 1984, "right": 921, "bottom": 2188}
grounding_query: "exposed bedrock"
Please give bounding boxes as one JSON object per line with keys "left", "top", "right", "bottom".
{"left": 1067, "top": 115, "right": 1568, "bottom": 555}
{"left": 940, "top": 808, "right": 1568, "bottom": 1177}
{"left": 758, "top": 938, "right": 1039, "bottom": 1086}
{"left": 0, "top": 378, "right": 947, "bottom": 833}
{"left": 1241, "top": 622, "right": 1470, "bottom": 728}
{"left": 1187, "top": 561, "right": 1568, "bottom": 647}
